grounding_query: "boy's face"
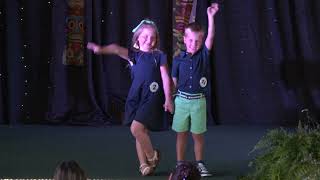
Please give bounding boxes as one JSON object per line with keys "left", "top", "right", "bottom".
{"left": 184, "top": 29, "right": 204, "bottom": 55}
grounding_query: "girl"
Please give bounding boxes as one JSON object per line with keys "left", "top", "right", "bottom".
{"left": 87, "top": 19, "right": 174, "bottom": 176}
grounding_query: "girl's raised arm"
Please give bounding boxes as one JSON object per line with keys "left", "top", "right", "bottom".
{"left": 87, "top": 42, "right": 129, "bottom": 61}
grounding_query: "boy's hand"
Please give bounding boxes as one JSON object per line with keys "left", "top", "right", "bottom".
{"left": 207, "top": 3, "right": 219, "bottom": 17}
{"left": 87, "top": 42, "right": 101, "bottom": 54}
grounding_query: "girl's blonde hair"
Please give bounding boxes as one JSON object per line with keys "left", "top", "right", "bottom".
{"left": 131, "top": 19, "right": 160, "bottom": 50}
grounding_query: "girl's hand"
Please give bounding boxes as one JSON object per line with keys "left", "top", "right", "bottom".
{"left": 87, "top": 42, "right": 101, "bottom": 54}
{"left": 163, "top": 99, "right": 174, "bottom": 114}
{"left": 207, "top": 3, "right": 219, "bottom": 17}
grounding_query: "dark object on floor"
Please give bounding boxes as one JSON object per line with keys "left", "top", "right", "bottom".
{"left": 299, "top": 108, "right": 319, "bottom": 130}
{"left": 169, "top": 161, "right": 201, "bottom": 180}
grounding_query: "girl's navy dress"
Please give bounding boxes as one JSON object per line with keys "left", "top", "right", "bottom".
{"left": 123, "top": 49, "right": 167, "bottom": 131}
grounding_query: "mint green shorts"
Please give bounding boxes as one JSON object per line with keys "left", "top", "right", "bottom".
{"left": 172, "top": 95, "right": 207, "bottom": 134}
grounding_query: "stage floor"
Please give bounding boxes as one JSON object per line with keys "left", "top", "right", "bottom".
{"left": 0, "top": 124, "right": 280, "bottom": 179}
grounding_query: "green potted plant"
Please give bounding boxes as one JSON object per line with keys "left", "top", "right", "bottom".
{"left": 241, "top": 113, "right": 320, "bottom": 180}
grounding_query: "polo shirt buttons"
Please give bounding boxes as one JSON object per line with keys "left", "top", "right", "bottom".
{"left": 190, "top": 67, "right": 192, "bottom": 70}
{"left": 190, "top": 76, "right": 192, "bottom": 79}
{"left": 189, "top": 85, "right": 192, "bottom": 88}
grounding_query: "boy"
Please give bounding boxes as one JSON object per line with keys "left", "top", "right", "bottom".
{"left": 171, "top": 3, "right": 219, "bottom": 177}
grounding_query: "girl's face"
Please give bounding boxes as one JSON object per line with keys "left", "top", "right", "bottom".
{"left": 184, "top": 29, "right": 204, "bottom": 55}
{"left": 137, "top": 27, "right": 157, "bottom": 52}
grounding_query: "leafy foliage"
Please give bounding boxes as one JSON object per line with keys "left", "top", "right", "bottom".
{"left": 240, "top": 116, "right": 320, "bottom": 180}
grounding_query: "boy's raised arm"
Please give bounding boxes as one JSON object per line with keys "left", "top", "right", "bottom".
{"left": 205, "top": 3, "right": 219, "bottom": 50}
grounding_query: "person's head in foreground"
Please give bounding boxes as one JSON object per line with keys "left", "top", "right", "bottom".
{"left": 168, "top": 161, "right": 201, "bottom": 180}
{"left": 53, "top": 160, "right": 87, "bottom": 180}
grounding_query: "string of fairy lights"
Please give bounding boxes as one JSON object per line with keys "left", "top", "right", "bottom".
{"left": 17, "top": 0, "right": 53, "bottom": 121}
{"left": 264, "top": 5, "right": 279, "bottom": 89}
{"left": 47, "top": 1, "right": 53, "bottom": 92}
{"left": 0, "top": 1, "right": 3, "bottom": 82}
{"left": 18, "top": 0, "right": 29, "bottom": 119}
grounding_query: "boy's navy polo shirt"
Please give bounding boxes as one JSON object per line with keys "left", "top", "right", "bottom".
{"left": 172, "top": 46, "right": 211, "bottom": 94}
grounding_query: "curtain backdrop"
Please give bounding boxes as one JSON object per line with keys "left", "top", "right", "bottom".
{"left": 1, "top": 0, "right": 320, "bottom": 125}
{"left": 197, "top": 0, "right": 320, "bottom": 124}
{"left": 0, "top": 0, "right": 172, "bottom": 125}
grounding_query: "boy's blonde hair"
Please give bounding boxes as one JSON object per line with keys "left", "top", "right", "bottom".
{"left": 131, "top": 19, "right": 160, "bottom": 50}
{"left": 184, "top": 22, "right": 205, "bottom": 36}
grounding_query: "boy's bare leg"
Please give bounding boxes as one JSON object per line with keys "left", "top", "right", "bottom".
{"left": 192, "top": 133, "right": 204, "bottom": 161}
{"left": 176, "top": 132, "right": 188, "bottom": 161}
{"left": 192, "top": 133, "right": 212, "bottom": 177}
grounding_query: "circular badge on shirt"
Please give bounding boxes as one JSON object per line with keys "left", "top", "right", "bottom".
{"left": 199, "top": 77, "right": 208, "bottom": 88}
{"left": 149, "top": 82, "right": 159, "bottom": 92}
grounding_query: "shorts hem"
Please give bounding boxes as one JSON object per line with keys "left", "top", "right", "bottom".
{"left": 190, "top": 129, "right": 207, "bottom": 134}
